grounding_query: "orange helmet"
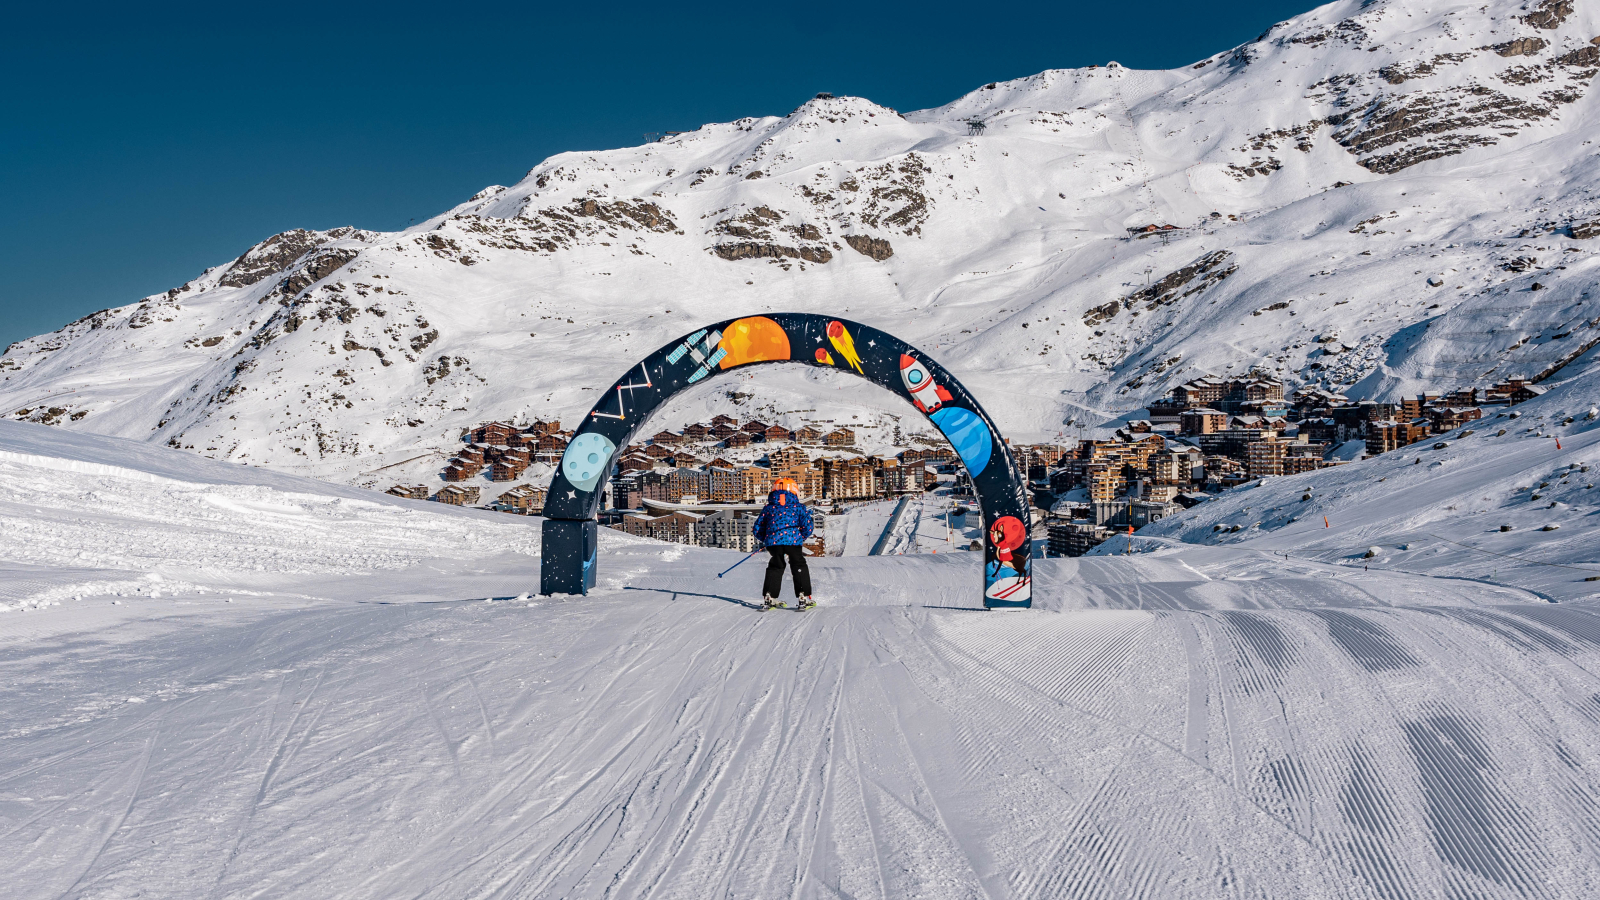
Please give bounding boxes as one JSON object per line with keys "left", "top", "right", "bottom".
{"left": 773, "top": 477, "right": 799, "bottom": 494}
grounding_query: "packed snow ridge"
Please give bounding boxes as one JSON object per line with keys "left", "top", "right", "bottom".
{"left": 4, "top": 0, "right": 1600, "bottom": 491}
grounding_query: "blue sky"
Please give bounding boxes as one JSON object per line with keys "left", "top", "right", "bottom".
{"left": 0, "top": 1, "right": 1320, "bottom": 350}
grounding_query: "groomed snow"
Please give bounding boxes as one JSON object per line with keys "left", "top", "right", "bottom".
{"left": 6, "top": 421, "right": 1600, "bottom": 898}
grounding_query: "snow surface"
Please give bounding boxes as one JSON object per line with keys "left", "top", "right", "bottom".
{"left": 8, "top": 419, "right": 1600, "bottom": 897}
{"left": 4, "top": 0, "right": 1600, "bottom": 496}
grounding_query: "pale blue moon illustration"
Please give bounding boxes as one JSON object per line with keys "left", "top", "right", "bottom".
{"left": 561, "top": 432, "right": 616, "bottom": 492}
{"left": 929, "top": 406, "right": 991, "bottom": 476}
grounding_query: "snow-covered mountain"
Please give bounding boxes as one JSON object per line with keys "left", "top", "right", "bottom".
{"left": 5, "top": 0, "right": 1600, "bottom": 487}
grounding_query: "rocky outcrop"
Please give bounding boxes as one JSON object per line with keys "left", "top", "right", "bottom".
{"left": 219, "top": 228, "right": 367, "bottom": 288}
{"left": 1523, "top": 0, "right": 1573, "bottom": 30}
{"left": 706, "top": 207, "right": 833, "bottom": 266}
{"left": 1085, "top": 250, "right": 1236, "bottom": 326}
{"left": 279, "top": 249, "right": 361, "bottom": 298}
{"left": 712, "top": 242, "right": 832, "bottom": 264}
{"left": 1571, "top": 221, "right": 1600, "bottom": 240}
{"left": 1555, "top": 45, "right": 1600, "bottom": 68}
{"left": 1493, "top": 37, "right": 1548, "bottom": 57}
{"left": 843, "top": 234, "right": 893, "bottom": 260}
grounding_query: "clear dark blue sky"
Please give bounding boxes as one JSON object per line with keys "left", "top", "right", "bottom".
{"left": 0, "top": 0, "right": 1319, "bottom": 350}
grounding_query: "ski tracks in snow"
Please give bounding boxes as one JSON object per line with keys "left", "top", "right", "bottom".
{"left": 10, "top": 559, "right": 1600, "bottom": 897}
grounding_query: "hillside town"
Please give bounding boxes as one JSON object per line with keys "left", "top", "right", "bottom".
{"left": 1046, "top": 372, "right": 1543, "bottom": 555}
{"left": 389, "top": 372, "right": 1546, "bottom": 558}
{"left": 386, "top": 414, "right": 1068, "bottom": 556}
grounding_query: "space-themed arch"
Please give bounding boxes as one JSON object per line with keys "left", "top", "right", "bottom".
{"left": 540, "top": 313, "right": 1032, "bottom": 608}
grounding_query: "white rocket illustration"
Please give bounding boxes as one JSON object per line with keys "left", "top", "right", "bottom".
{"left": 899, "top": 354, "right": 953, "bottom": 413}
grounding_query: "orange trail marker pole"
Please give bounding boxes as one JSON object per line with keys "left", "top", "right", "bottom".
{"left": 1324, "top": 516, "right": 1330, "bottom": 528}
{"left": 1556, "top": 438, "right": 1562, "bottom": 450}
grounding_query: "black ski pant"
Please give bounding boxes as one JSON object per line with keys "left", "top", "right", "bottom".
{"left": 762, "top": 546, "right": 812, "bottom": 598}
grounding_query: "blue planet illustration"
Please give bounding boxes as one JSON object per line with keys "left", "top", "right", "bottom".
{"left": 561, "top": 432, "right": 617, "bottom": 492}
{"left": 929, "top": 407, "right": 991, "bottom": 476}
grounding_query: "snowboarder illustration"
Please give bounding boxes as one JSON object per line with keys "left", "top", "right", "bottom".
{"left": 753, "top": 478, "right": 815, "bottom": 610}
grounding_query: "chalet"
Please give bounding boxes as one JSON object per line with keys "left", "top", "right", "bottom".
{"left": 443, "top": 461, "right": 483, "bottom": 482}
{"left": 1289, "top": 388, "right": 1348, "bottom": 417}
{"left": 684, "top": 423, "right": 713, "bottom": 441}
{"left": 710, "top": 423, "right": 738, "bottom": 440}
{"left": 1171, "top": 377, "right": 1225, "bottom": 408}
{"left": 457, "top": 446, "right": 487, "bottom": 464}
{"left": 529, "top": 419, "right": 563, "bottom": 435}
{"left": 722, "top": 431, "right": 753, "bottom": 449}
{"left": 711, "top": 414, "right": 739, "bottom": 427}
{"left": 386, "top": 485, "right": 430, "bottom": 500}
{"left": 644, "top": 443, "right": 676, "bottom": 460}
{"left": 651, "top": 430, "right": 684, "bottom": 445}
{"left": 537, "top": 434, "right": 569, "bottom": 452}
{"left": 495, "top": 484, "right": 545, "bottom": 514}
{"left": 768, "top": 446, "right": 809, "bottom": 470}
{"left": 489, "top": 461, "right": 529, "bottom": 482}
{"left": 824, "top": 428, "right": 856, "bottom": 447}
{"left": 741, "top": 420, "right": 770, "bottom": 436}
{"left": 795, "top": 425, "right": 825, "bottom": 445}
{"left": 764, "top": 424, "right": 793, "bottom": 443}
{"left": 903, "top": 447, "right": 955, "bottom": 465}
{"left": 707, "top": 457, "right": 735, "bottom": 469}
{"left": 1486, "top": 379, "right": 1528, "bottom": 402}
{"left": 472, "top": 422, "right": 516, "bottom": 445}
{"left": 433, "top": 485, "right": 480, "bottom": 506}
{"left": 1166, "top": 375, "right": 1285, "bottom": 415}
{"left": 617, "top": 456, "right": 653, "bottom": 473}
{"left": 1509, "top": 384, "right": 1546, "bottom": 404}
{"left": 1128, "top": 223, "right": 1182, "bottom": 237}
{"left": 1427, "top": 406, "right": 1483, "bottom": 432}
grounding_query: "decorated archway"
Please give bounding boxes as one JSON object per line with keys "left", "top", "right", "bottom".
{"left": 540, "top": 313, "right": 1032, "bottom": 608}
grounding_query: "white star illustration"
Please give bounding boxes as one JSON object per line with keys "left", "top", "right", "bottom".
{"left": 867, "top": 340, "right": 876, "bottom": 347}
{"left": 567, "top": 490, "right": 577, "bottom": 499}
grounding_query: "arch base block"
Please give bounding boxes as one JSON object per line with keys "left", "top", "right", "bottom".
{"left": 541, "top": 519, "right": 597, "bottom": 595}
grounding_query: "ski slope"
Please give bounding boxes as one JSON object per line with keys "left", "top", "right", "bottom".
{"left": 7, "top": 422, "right": 1600, "bottom": 898}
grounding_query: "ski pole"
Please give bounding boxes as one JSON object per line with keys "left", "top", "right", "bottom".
{"left": 717, "top": 549, "right": 763, "bottom": 578}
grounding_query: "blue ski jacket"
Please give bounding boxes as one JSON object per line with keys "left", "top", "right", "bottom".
{"left": 753, "top": 489, "right": 813, "bottom": 547}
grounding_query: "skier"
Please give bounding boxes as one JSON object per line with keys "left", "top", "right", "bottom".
{"left": 753, "top": 478, "right": 815, "bottom": 610}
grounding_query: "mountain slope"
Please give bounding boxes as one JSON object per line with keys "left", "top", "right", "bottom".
{"left": 4, "top": 0, "right": 1600, "bottom": 487}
